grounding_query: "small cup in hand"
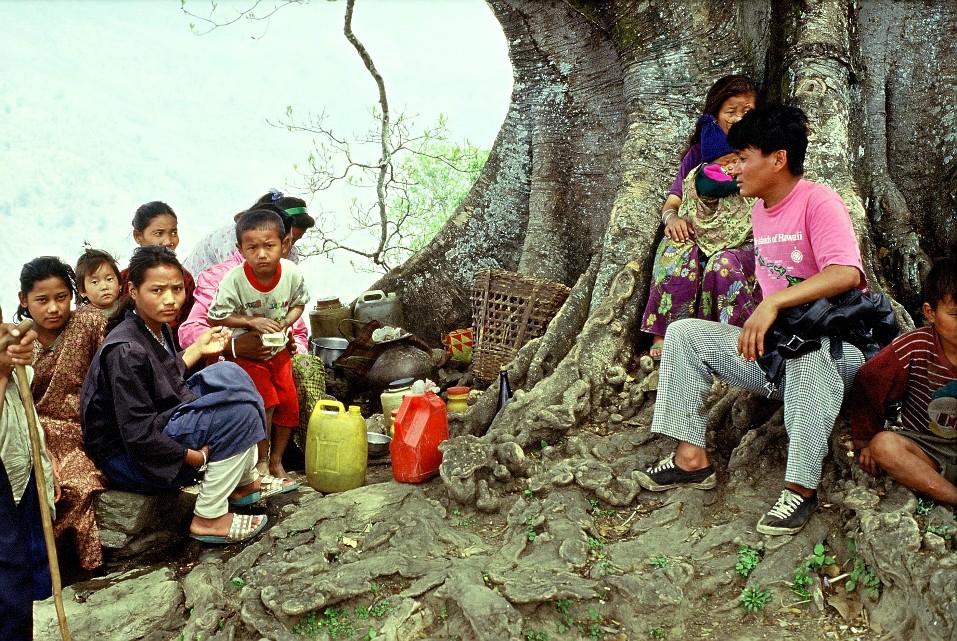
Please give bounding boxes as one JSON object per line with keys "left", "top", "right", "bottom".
{"left": 261, "top": 331, "right": 287, "bottom": 348}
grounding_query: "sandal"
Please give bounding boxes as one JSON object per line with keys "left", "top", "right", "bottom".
{"left": 649, "top": 342, "right": 665, "bottom": 362}
{"left": 190, "top": 513, "right": 268, "bottom": 544}
{"left": 228, "top": 475, "right": 300, "bottom": 507}
{"left": 228, "top": 484, "right": 264, "bottom": 507}
{"left": 259, "top": 475, "right": 301, "bottom": 499}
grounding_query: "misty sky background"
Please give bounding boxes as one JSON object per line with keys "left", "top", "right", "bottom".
{"left": 0, "top": 0, "right": 511, "bottom": 319}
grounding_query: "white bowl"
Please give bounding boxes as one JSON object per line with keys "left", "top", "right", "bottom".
{"left": 262, "top": 331, "right": 287, "bottom": 347}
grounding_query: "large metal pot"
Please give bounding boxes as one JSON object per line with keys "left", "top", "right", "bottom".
{"left": 311, "top": 336, "right": 349, "bottom": 367}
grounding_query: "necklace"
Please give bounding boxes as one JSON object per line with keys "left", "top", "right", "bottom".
{"left": 134, "top": 310, "right": 167, "bottom": 347}
{"left": 146, "top": 324, "right": 165, "bottom": 345}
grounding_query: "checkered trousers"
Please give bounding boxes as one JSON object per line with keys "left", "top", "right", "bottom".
{"left": 650, "top": 318, "right": 864, "bottom": 489}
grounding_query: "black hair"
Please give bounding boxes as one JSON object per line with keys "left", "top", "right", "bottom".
{"left": 255, "top": 190, "right": 315, "bottom": 230}
{"left": 75, "top": 248, "right": 121, "bottom": 295}
{"left": 16, "top": 256, "right": 77, "bottom": 321}
{"left": 106, "top": 245, "right": 183, "bottom": 333}
{"left": 235, "top": 207, "right": 288, "bottom": 244}
{"left": 256, "top": 202, "right": 293, "bottom": 236}
{"left": 132, "top": 201, "right": 177, "bottom": 232}
{"left": 683, "top": 74, "right": 758, "bottom": 158}
{"left": 924, "top": 257, "right": 957, "bottom": 310}
{"left": 726, "top": 103, "right": 810, "bottom": 175}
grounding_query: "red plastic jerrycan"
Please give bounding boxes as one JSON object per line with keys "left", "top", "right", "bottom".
{"left": 391, "top": 392, "right": 449, "bottom": 483}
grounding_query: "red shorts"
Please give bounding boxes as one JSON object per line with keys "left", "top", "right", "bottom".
{"left": 233, "top": 349, "right": 299, "bottom": 428}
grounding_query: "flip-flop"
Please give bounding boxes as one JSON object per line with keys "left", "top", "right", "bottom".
{"left": 228, "top": 476, "right": 299, "bottom": 506}
{"left": 649, "top": 343, "right": 665, "bottom": 362}
{"left": 190, "top": 513, "right": 268, "bottom": 545}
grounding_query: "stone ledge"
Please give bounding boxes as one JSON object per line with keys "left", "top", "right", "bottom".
{"left": 94, "top": 487, "right": 197, "bottom": 555}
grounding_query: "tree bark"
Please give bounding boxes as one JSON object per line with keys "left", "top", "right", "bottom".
{"left": 380, "top": 0, "right": 954, "bottom": 404}
{"left": 368, "top": 2, "right": 957, "bottom": 636}
{"left": 372, "top": 0, "right": 625, "bottom": 344}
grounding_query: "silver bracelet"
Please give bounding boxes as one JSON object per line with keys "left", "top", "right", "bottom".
{"left": 230, "top": 336, "right": 237, "bottom": 358}
{"left": 662, "top": 209, "right": 679, "bottom": 225}
{"left": 199, "top": 449, "right": 208, "bottom": 472}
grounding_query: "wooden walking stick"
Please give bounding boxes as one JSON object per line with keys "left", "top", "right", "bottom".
{"left": 1, "top": 319, "right": 72, "bottom": 641}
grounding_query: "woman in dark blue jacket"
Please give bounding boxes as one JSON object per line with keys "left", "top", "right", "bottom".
{"left": 81, "top": 246, "right": 285, "bottom": 544}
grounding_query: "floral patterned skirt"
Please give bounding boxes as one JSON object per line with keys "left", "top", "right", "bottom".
{"left": 43, "top": 417, "right": 107, "bottom": 570}
{"left": 640, "top": 238, "right": 761, "bottom": 337}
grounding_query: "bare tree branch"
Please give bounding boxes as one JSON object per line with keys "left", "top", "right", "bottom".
{"left": 187, "top": 0, "right": 487, "bottom": 272}
{"left": 342, "top": 0, "right": 391, "bottom": 267}
{"left": 180, "top": 0, "right": 305, "bottom": 37}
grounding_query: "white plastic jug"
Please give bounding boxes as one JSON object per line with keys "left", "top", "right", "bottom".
{"left": 353, "top": 290, "right": 404, "bottom": 328}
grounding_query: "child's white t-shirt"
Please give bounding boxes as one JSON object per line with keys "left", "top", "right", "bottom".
{"left": 208, "top": 258, "right": 310, "bottom": 357}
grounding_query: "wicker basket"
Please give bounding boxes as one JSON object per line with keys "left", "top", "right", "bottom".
{"left": 470, "top": 268, "right": 571, "bottom": 383}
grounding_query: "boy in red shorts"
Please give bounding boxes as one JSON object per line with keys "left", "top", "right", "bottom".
{"left": 209, "top": 207, "right": 309, "bottom": 482}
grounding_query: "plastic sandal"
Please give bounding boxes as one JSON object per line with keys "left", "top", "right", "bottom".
{"left": 189, "top": 513, "right": 268, "bottom": 544}
{"left": 228, "top": 489, "right": 262, "bottom": 507}
{"left": 259, "top": 475, "right": 301, "bottom": 498}
{"left": 228, "top": 476, "right": 299, "bottom": 507}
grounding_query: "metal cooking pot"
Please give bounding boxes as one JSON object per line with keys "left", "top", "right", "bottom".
{"left": 311, "top": 337, "right": 349, "bottom": 367}
{"left": 367, "top": 432, "right": 392, "bottom": 458}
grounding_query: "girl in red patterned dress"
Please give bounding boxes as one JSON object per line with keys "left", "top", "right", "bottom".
{"left": 16, "top": 256, "right": 107, "bottom": 570}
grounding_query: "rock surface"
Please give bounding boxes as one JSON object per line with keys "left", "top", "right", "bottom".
{"left": 35, "top": 392, "right": 957, "bottom": 641}
{"left": 94, "top": 489, "right": 197, "bottom": 553}
{"left": 35, "top": 568, "right": 183, "bottom": 640}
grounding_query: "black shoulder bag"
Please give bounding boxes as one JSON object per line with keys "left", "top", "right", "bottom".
{"left": 756, "top": 288, "right": 899, "bottom": 396}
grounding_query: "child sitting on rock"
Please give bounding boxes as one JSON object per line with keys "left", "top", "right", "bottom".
{"left": 851, "top": 257, "right": 957, "bottom": 506}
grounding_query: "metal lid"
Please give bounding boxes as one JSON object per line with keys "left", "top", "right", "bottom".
{"left": 315, "top": 296, "right": 342, "bottom": 308}
{"left": 387, "top": 377, "right": 415, "bottom": 389}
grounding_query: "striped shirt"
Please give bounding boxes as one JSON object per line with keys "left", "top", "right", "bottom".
{"left": 850, "top": 326, "right": 957, "bottom": 448}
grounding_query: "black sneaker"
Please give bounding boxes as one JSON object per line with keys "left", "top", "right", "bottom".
{"left": 756, "top": 488, "right": 818, "bottom": 535}
{"left": 635, "top": 453, "right": 717, "bottom": 491}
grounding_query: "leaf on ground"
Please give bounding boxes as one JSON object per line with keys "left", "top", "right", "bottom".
{"left": 826, "top": 588, "right": 862, "bottom": 622}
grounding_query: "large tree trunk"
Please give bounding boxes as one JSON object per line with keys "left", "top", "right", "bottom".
{"left": 374, "top": 0, "right": 626, "bottom": 344}
{"left": 380, "top": 0, "right": 957, "bottom": 446}
{"left": 371, "top": 0, "right": 957, "bottom": 637}
{"left": 380, "top": 0, "right": 957, "bottom": 339}
{"left": 37, "top": 3, "right": 957, "bottom": 640}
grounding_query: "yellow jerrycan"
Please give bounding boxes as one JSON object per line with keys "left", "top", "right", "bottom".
{"left": 305, "top": 400, "right": 368, "bottom": 492}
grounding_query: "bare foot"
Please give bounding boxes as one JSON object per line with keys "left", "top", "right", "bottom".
{"left": 268, "top": 460, "right": 291, "bottom": 481}
{"left": 189, "top": 512, "right": 265, "bottom": 538}
{"left": 649, "top": 336, "right": 665, "bottom": 361}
